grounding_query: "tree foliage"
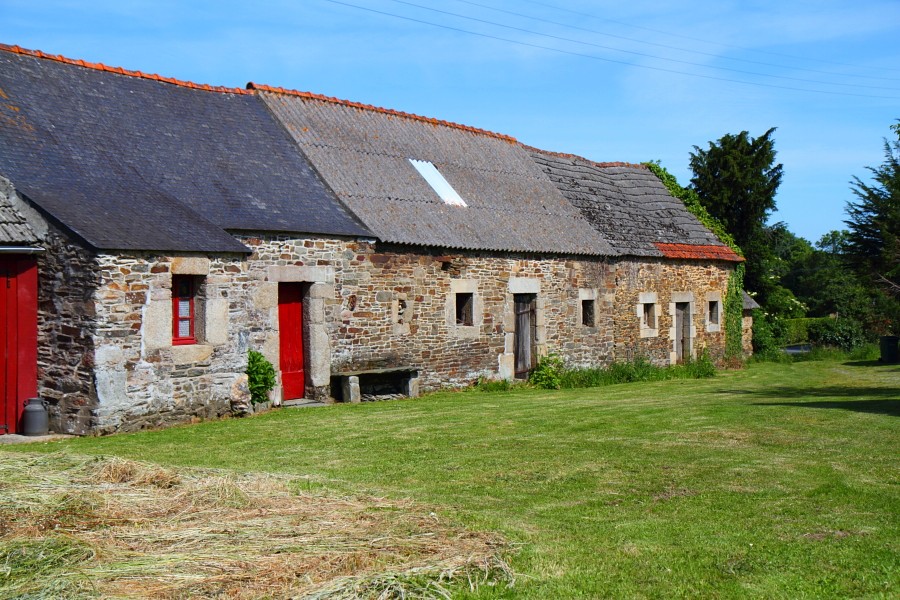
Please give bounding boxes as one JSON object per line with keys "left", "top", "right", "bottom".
{"left": 845, "top": 122, "right": 900, "bottom": 292}
{"left": 689, "top": 128, "right": 783, "bottom": 300}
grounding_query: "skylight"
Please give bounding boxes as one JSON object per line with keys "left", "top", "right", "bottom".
{"left": 408, "top": 159, "right": 467, "bottom": 207}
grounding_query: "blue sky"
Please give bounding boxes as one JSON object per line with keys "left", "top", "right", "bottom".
{"left": 3, "top": 0, "right": 898, "bottom": 244}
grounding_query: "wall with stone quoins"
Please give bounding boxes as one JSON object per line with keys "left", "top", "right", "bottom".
{"left": 35, "top": 228, "right": 733, "bottom": 435}
{"left": 613, "top": 258, "right": 734, "bottom": 365}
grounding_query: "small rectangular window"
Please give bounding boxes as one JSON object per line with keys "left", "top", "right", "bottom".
{"left": 172, "top": 275, "right": 197, "bottom": 345}
{"left": 456, "top": 292, "right": 474, "bottom": 326}
{"left": 642, "top": 302, "right": 656, "bottom": 329}
{"left": 709, "top": 300, "right": 720, "bottom": 326}
{"left": 581, "top": 299, "right": 595, "bottom": 327}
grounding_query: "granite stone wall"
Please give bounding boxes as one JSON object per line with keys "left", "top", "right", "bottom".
{"left": 612, "top": 258, "right": 734, "bottom": 365}
{"left": 35, "top": 229, "right": 734, "bottom": 435}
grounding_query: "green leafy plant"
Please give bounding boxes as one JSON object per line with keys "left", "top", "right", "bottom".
{"left": 246, "top": 350, "right": 276, "bottom": 405}
{"left": 528, "top": 353, "right": 565, "bottom": 389}
{"left": 645, "top": 161, "right": 747, "bottom": 360}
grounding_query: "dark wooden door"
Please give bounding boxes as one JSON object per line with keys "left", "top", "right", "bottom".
{"left": 278, "top": 283, "right": 305, "bottom": 400}
{"left": 514, "top": 294, "right": 537, "bottom": 379}
{"left": 1, "top": 256, "right": 38, "bottom": 435}
{"left": 675, "top": 301, "right": 690, "bottom": 364}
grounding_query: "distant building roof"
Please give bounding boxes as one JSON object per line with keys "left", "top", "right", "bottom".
{"left": 529, "top": 148, "right": 742, "bottom": 262}
{"left": 254, "top": 85, "right": 614, "bottom": 256}
{"left": 743, "top": 291, "right": 761, "bottom": 310}
{"left": 0, "top": 45, "right": 369, "bottom": 252}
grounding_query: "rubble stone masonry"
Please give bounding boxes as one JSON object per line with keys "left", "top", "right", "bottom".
{"left": 37, "top": 231, "right": 732, "bottom": 434}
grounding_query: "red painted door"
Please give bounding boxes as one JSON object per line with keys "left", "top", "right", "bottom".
{"left": 278, "top": 283, "right": 305, "bottom": 400}
{"left": 1, "top": 256, "right": 38, "bottom": 435}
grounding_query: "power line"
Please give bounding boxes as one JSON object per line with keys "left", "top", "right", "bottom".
{"left": 451, "top": 0, "right": 900, "bottom": 83}
{"left": 318, "top": 0, "right": 900, "bottom": 99}
{"left": 383, "top": 0, "right": 900, "bottom": 91}
{"left": 519, "top": 0, "right": 900, "bottom": 73}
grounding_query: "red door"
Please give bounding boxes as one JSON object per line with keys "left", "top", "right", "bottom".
{"left": 278, "top": 283, "right": 305, "bottom": 400}
{"left": 1, "top": 256, "right": 38, "bottom": 435}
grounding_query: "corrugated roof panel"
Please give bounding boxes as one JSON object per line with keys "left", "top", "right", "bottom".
{"left": 259, "top": 91, "right": 615, "bottom": 256}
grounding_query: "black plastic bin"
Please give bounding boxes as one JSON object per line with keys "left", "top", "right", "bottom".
{"left": 880, "top": 336, "right": 899, "bottom": 363}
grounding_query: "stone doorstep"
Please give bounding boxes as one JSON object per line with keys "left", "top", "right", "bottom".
{"left": 0, "top": 433, "right": 76, "bottom": 444}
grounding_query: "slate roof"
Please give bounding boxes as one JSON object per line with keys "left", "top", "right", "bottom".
{"left": 0, "top": 45, "right": 369, "bottom": 252}
{"left": 254, "top": 85, "right": 614, "bottom": 256}
{"left": 0, "top": 178, "right": 39, "bottom": 245}
{"left": 529, "top": 148, "right": 742, "bottom": 261}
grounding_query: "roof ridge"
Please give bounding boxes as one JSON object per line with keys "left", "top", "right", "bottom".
{"left": 0, "top": 43, "right": 251, "bottom": 95}
{"left": 248, "top": 82, "right": 518, "bottom": 144}
{"left": 523, "top": 143, "right": 648, "bottom": 170}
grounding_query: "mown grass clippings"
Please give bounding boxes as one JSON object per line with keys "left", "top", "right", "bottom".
{"left": 0, "top": 453, "right": 512, "bottom": 599}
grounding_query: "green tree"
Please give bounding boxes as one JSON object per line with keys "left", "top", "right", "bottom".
{"left": 689, "top": 128, "right": 783, "bottom": 302}
{"left": 845, "top": 122, "right": 900, "bottom": 293}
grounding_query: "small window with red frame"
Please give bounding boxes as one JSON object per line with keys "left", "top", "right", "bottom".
{"left": 172, "top": 275, "right": 196, "bottom": 345}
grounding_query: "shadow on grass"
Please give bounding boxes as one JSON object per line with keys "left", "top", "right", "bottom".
{"left": 842, "top": 360, "right": 900, "bottom": 369}
{"left": 752, "top": 399, "right": 898, "bottom": 416}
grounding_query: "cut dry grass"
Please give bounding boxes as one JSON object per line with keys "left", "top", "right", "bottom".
{"left": 0, "top": 453, "right": 512, "bottom": 599}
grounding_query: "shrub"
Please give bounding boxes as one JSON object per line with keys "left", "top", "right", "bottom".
{"left": 246, "top": 350, "right": 276, "bottom": 405}
{"left": 528, "top": 354, "right": 565, "bottom": 390}
{"left": 807, "top": 318, "right": 867, "bottom": 351}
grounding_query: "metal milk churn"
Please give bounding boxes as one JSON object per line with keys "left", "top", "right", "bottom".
{"left": 21, "top": 397, "right": 49, "bottom": 436}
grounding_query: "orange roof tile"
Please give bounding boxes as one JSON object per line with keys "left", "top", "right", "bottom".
{"left": 247, "top": 82, "right": 518, "bottom": 144}
{"left": 654, "top": 243, "right": 744, "bottom": 262}
{"left": 0, "top": 43, "right": 250, "bottom": 95}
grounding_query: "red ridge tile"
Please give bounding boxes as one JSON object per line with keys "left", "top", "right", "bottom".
{"left": 0, "top": 43, "right": 251, "bottom": 95}
{"left": 654, "top": 243, "right": 743, "bottom": 262}
{"left": 247, "top": 82, "right": 518, "bottom": 144}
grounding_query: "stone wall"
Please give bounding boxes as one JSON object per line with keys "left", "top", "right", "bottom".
{"left": 34, "top": 228, "right": 735, "bottom": 434}
{"left": 239, "top": 236, "right": 618, "bottom": 395}
{"left": 37, "top": 229, "right": 100, "bottom": 435}
{"left": 613, "top": 258, "right": 734, "bottom": 365}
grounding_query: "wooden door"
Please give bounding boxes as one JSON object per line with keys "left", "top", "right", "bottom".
{"left": 1, "top": 256, "right": 38, "bottom": 435}
{"left": 514, "top": 294, "right": 537, "bottom": 379}
{"left": 278, "top": 283, "right": 306, "bottom": 400}
{"left": 675, "top": 301, "right": 690, "bottom": 364}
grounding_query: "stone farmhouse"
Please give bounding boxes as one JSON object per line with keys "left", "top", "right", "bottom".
{"left": 0, "top": 45, "right": 742, "bottom": 436}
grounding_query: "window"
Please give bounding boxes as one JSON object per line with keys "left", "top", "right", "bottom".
{"left": 708, "top": 300, "right": 720, "bottom": 326}
{"left": 172, "top": 275, "right": 197, "bottom": 345}
{"left": 455, "top": 292, "right": 474, "bottom": 326}
{"left": 637, "top": 292, "right": 659, "bottom": 338}
{"left": 705, "top": 292, "right": 722, "bottom": 332}
{"left": 642, "top": 302, "right": 656, "bottom": 329}
{"left": 581, "top": 299, "right": 595, "bottom": 327}
{"left": 409, "top": 159, "right": 468, "bottom": 207}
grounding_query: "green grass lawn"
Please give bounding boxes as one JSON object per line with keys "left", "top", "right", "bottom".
{"left": 7, "top": 358, "right": 899, "bottom": 598}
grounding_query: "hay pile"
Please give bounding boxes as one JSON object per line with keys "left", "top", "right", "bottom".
{"left": 0, "top": 452, "right": 512, "bottom": 598}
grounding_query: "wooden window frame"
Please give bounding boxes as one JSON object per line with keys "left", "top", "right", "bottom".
{"left": 172, "top": 275, "right": 196, "bottom": 345}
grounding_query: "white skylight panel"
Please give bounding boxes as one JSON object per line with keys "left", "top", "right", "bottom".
{"left": 408, "top": 159, "right": 468, "bottom": 207}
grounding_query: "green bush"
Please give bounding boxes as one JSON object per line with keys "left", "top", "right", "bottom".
{"left": 782, "top": 317, "right": 832, "bottom": 345}
{"left": 528, "top": 354, "right": 565, "bottom": 390}
{"left": 246, "top": 350, "right": 276, "bottom": 405}
{"left": 807, "top": 318, "right": 867, "bottom": 351}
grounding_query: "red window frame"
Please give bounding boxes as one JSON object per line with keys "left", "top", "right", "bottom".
{"left": 172, "top": 275, "right": 196, "bottom": 345}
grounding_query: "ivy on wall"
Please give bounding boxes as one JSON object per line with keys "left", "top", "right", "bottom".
{"left": 644, "top": 162, "right": 746, "bottom": 359}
